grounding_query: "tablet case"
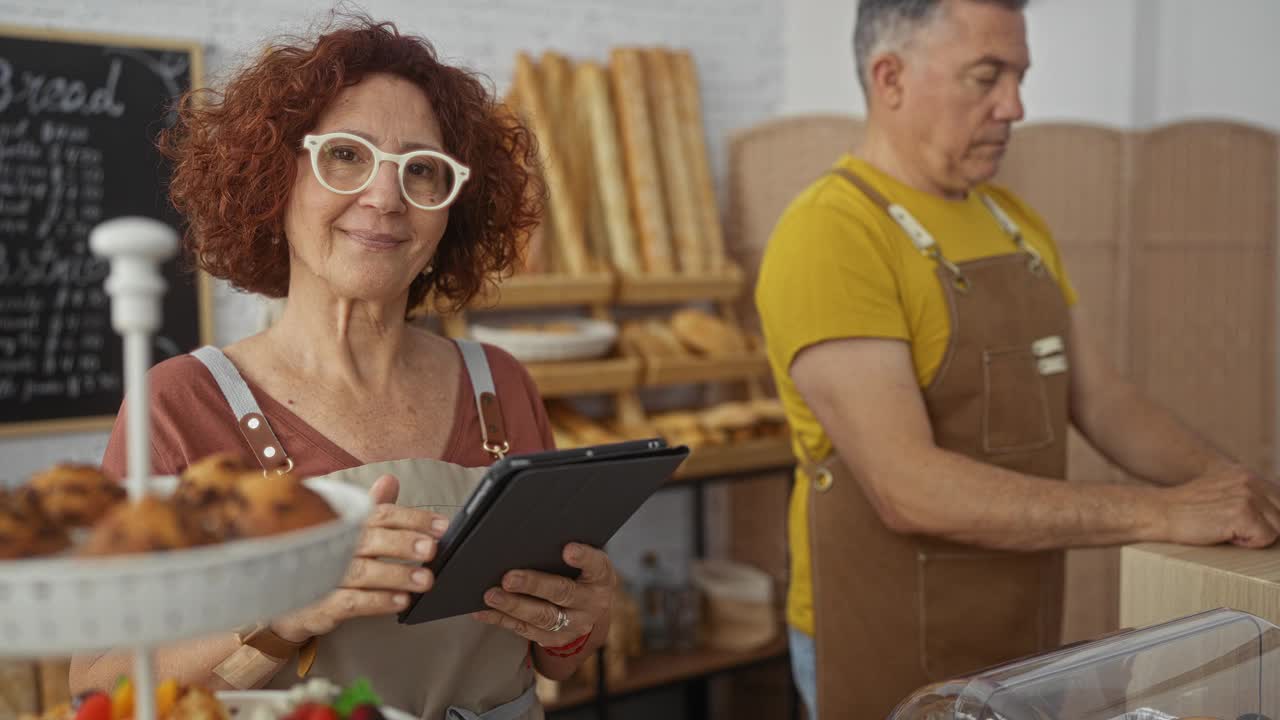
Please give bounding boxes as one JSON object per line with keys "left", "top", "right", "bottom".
{"left": 399, "top": 446, "right": 689, "bottom": 624}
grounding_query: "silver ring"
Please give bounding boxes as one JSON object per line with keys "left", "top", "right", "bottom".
{"left": 549, "top": 607, "right": 569, "bottom": 633}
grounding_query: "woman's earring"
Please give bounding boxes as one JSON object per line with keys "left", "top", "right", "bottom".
{"left": 421, "top": 263, "right": 434, "bottom": 278}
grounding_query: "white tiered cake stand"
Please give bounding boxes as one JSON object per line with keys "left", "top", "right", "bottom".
{"left": 0, "top": 218, "right": 371, "bottom": 720}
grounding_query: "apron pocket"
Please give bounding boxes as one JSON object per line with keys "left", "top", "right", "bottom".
{"left": 982, "top": 346, "right": 1054, "bottom": 454}
{"left": 917, "top": 549, "right": 1051, "bottom": 680}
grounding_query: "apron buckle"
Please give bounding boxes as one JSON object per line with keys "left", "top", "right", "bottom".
{"left": 483, "top": 440, "right": 510, "bottom": 460}
{"left": 262, "top": 456, "right": 295, "bottom": 478}
{"left": 813, "top": 466, "right": 834, "bottom": 493}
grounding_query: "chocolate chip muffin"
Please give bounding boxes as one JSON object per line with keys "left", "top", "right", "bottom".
{"left": 0, "top": 486, "right": 71, "bottom": 559}
{"left": 174, "top": 453, "right": 255, "bottom": 540}
{"left": 27, "top": 464, "right": 126, "bottom": 528}
{"left": 230, "top": 472, "right": 337, "bottom": 538}
{"left": 80, "top": 496, "right": 211, "bottom": 557}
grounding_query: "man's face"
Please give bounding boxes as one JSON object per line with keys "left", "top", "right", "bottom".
{"left": 895, "top": 0, "right": 1029, "bottom": 194}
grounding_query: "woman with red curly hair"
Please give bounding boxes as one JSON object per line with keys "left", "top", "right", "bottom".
{"left": 73, "top": 16, "right": 613, "bottom": 718}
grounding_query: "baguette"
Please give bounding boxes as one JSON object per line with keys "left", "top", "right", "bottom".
{"left": 700, "top": 402, "right": 758, "bottom": 443}
{"left": 610, "top": 48, "right": 674, "bottom": 274}
{"left": 644, "top": 48, "right": 704, "bottom": 275}
{"left": 620, "top": 320, "right": 689, "bottom": 359}
{"left": 514, "top": 52, "right": 589, "bottom": 275}
{"left": 669, "top": 49, "right": 727, "bottom": 273}
{"left": 670, "top": 308, "right": 747, "bottom": 355}
{"left": 546, "top": 401, "right": 624, "bottom": 445}
{"left": 575, "top": 62, "right": 643, "bottom": 274}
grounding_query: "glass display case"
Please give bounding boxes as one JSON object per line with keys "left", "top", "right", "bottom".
{"left": 890, "top": 608, "right": 1278, "bottom": 720}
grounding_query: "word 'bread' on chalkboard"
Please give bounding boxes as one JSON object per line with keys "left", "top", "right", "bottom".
{"left": 0, "top": 26, "right": 209, "bottom": 437}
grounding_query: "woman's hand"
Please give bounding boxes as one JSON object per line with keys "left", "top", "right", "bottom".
{"left": 270, "top": 474, "right": 448, "bottom": 642}
{"left": 470, "top": 542, "right": 616, "bottom": 648}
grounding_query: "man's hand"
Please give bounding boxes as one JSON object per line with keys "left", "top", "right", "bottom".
{"left": 1156, "top": 461, "right": 1280, "bottom": 548}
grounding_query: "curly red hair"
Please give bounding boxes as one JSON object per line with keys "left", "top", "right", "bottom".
{"left": 161, "top": 15, "right": 542, "bottom": 315}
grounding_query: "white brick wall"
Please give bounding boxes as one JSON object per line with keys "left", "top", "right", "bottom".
{"left": 0, "top": 0, "right": 784, "bottom": 502}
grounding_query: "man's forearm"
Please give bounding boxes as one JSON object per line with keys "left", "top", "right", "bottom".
{"left": 1073, "top": 377, "right": 1229, "bottom": 486}
{"left": 865, "top": 445, "right": 1167, "bottom": 550}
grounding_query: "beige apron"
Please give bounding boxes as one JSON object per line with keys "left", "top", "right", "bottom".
{"left": 805, "top": 169, "right": 1071, "bottom": 718}
{"left": 193, "top": 341, "right": 540, "bottom": 720}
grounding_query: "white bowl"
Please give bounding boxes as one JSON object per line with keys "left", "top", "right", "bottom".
{"left": 470, "top": 319, "right": 618, "bottom": 362}
{"left": 0, "top": 477, "right": 370, "bottom": 654}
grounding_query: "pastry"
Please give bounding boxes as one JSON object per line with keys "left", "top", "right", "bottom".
{"left": 609, "top": 48, "right": 673, "bottom": 274}
{"left": 748, "top": 397, "right": 788, "bottom": 436}
{"left": 546, "top": 402, "right": 624, "bottom": 446}
{"left": 642, "top": 48, "right": 703, "bottom": 275}
{"left": 26, "top": 464, "right": 126, "bottom": 528}
{"left": 668, "top": 49, "right": 727, "bottom": 273}
{"left": 575, "top": 61, "right": 642, "bottom": 274}
{"left": 669, "top": 309, "right": 747, "bottom": 355}
{"left": 651, "top": 411, "right": 710, "bottom": 449}
{"left": 513, "top": 52, "right": 589, "bottom": 275}
{"left": 700, "top": 402, "right": 758, "bottom": 443}
{"left": 230, "top": 472, "right": 337, "bottom": 539}
{"left": 81, "top": 496, "right": 210, "bottom": 556}
{"left": 0, "top": 486, "right": 71, "bottom": 559}
{"left": 174, "top": 452, "right": 255, "bottom": 540}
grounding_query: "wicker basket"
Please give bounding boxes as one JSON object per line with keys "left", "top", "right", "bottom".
{"left": 690, "top": 559, "right": 777, "bottom": 652}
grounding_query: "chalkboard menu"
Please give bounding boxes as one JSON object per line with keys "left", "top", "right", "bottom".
{"left": 0, "top": 26, "right": 209, "bottom": 436}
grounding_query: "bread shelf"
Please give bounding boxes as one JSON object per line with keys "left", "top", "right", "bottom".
{"left": 472, "top": 272, "right": 615, "bottom": 310}
{"left": 671, "top": 436, "right": 795, "bottom": 483}
{"left": 616, "top": 268, "right": 744, "bottom": 305}
{"left": 545, "top": 634, "right": 789, "bottom": 712}
{"left": 642, "top": 352, "right": 770, "bottom": 387}
{"left": 526, "top": 357, "right": 642, "bottom": 397}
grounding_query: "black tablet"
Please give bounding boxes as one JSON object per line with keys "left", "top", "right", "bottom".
{"left": 398, "top": 439, "right": 690, "bottom": 625}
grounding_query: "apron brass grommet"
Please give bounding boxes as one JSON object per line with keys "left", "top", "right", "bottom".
{"left": 813, "top": 467, "right": 834, "bottom": 492}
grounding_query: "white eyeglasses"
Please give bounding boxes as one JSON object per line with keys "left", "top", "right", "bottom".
{"left": 302, "top": 132, "right": 471, "bottom": 211}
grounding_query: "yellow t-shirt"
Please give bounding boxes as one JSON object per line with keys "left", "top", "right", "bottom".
{"left": 755, "top": 155, "right": 1078, "bottom": 636}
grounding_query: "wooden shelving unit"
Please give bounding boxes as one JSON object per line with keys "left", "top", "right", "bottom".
{"left": 615, "top": 267, "right": 744, "bottom": 305}
{"left": 527, "top": 357, "right": 643, "bottom": 397}
{"left": 670, "top": 436, "right": 794, "bottom": 483}
{"left": 472, "top": 272, "right": 615, "bottom": 309}
{"left": 642, "top": 351, "right": 770, "bottom": 387}
{"left": 546, "top": 635, "right": 790, "bottom": 712}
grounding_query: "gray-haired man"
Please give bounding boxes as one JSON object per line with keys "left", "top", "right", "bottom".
{"left": 756, "top": 0, "right": 1280, "bottom": 716}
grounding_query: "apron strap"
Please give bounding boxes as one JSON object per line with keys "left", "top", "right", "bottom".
{"left": 827, "top": 166, "right": 1041, "bottom": 288}
{"left": 191, "top": 346, "right": 294, "bottom": 475}
{"left": 455, "top": 340, "right": 510, "bottom": 461}
{"left": 445, "top": 684, "right": 537, "bottom": 720}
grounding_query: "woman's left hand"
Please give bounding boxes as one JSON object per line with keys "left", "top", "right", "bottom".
{"left": 471, "top": 542, "right": 615, "bottom": 646}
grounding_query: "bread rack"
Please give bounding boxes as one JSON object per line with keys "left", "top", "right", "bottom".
{"left": 0, "top": 218, "right": 370, "bottom": 720}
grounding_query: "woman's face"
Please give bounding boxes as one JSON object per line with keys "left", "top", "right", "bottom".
{"left": 283, "top": 73, "right": 451, "bottom": 305}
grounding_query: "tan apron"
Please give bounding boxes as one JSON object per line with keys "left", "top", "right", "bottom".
{"left": 805, "top": 169, "right": 1071, "bottom": 718}
{"left": 193, "top": 341, "right": 540, "bottom": 720}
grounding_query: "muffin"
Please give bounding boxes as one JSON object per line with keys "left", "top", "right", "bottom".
{"left": 27, "top": 464, "right": 126, "bottom": 528}
{"left": 230, "top": 472, "right": 336, "bottom": 538}
{"left": 80, "top": 496, "right": 210, "bottom": 556}
{"left": 0, "top": 486, "right": 71, "bottom": 559}
{"left": 175, "top": 453, "right": 255, "bottom": 540}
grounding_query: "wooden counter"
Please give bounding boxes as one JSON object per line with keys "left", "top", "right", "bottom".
{"left": 1120, "top": 541, "right": 1280, "bottom": 629}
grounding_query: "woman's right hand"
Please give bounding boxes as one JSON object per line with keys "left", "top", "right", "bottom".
{"left": 269, "top": 474, "right": 448, "bottom": 642}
